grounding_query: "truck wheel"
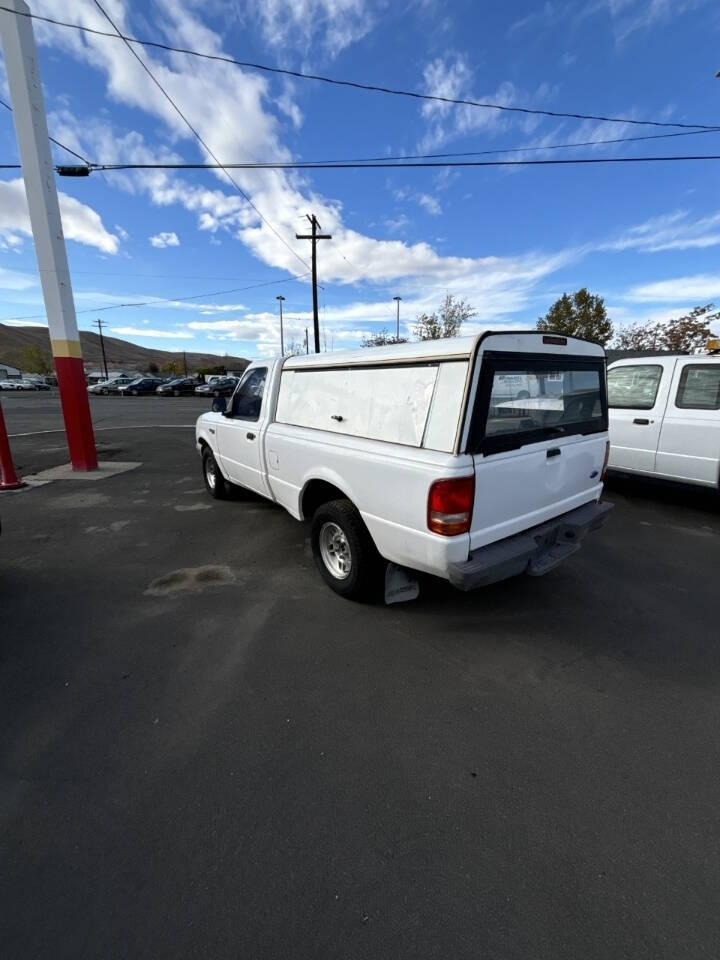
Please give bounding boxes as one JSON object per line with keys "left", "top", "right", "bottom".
{"left": 311, "top": 499, "right": 380, "bottom": 601}
{"left": 202, "top": 448, "right": 228, "bottom": 499}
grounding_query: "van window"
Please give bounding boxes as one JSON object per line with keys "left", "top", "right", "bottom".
{"left": 675, "top": 364, "right": 720, "bottom": 410}
{"left": 608, "top": 364, "right": 662, "bottom": 409}
{"left": 469, "top": 353, "right": 607, "bottom": 455}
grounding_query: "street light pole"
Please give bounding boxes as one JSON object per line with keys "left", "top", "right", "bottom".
{"left": 393, "top": 296, "right": 402, "bottom": 340}
{"left": 94, "top": 318, "right": 109, "bottom": 381}
{"left": 276, "top": 295, "right": 285, "bottom": 355}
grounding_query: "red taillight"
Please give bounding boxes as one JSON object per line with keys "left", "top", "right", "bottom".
{"left": 600, "top": 441, "right": 610, "bottom": 481}
{"left": 427, "top": 476, "right": 475, "bottom": 536}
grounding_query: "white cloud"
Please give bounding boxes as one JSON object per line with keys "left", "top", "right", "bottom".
{"left": 624, "top": 274, "right": 720, "bottom": 303}
{"left": 108, "top": 326, "right": 194, "bottom": 339}
{"left": 149, "top": 231, "right": 180, "bottom": 248}
{"left": 601, "top": 210, "right": 720, "bottom": 253}
{"left": 417, "top": 193, "right": 442, "bottom": 216}
{"left": 606, "top": 0, "right": 713, "bottom": 42}
{"left": 417, "top": 54, "right": 552, "bottom": 151}
{"left": 244, "top": 0, "right": 374, "bottom": 60}
{"left": 0, "top": 178, "right": 119, "bottom": 254}
{"left": 0, "top": 266, "right": 37, "bottom": 291}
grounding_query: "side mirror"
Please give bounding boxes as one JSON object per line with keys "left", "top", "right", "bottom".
{"left": 211, "top": 396, "right": 227, "bottom": 414}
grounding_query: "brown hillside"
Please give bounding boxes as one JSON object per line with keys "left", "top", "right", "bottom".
{"left": 0, "top": 323, "right": 249, "bottom": 374}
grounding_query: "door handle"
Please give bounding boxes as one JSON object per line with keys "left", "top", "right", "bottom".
{"left": 246, "top": 431, "right": 256, "bottom": 440}
{"left": 633, "top": 418, "right": 650, "bottom": 425}
{"left": 546, "top": 447, "right": 561, "bottom": 458}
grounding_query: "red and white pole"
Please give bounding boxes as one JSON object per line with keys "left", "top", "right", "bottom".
{"left": 0, "top": 400, "right": 25, "bottom": 491}
{"left": 0, "top": 0, "right": 97, "bottom": 471}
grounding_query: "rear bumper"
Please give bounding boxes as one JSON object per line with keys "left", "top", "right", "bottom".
{"left": 447, "top": 500, "right": 613, "bottom": 591}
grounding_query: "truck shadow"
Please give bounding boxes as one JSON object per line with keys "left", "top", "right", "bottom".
{"left": 604, "top": 472, "right": 720, "bottom": 514}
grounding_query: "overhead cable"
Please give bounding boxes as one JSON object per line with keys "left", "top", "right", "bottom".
{"left": 90, "top": 0, "right": 310, "bottom": 273}
{"left": 0, "top": 4, "right": 716, "bottom": 131}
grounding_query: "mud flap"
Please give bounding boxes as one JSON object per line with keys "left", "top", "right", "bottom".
{"left": 384, "top": 563, "right": 420, "bottom": 605}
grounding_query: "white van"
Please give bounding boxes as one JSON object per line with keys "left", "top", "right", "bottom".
{"left": 196, "top": 332, "right": 612, "bottom": 601}
{"left": 607, "top": 355, "right": 720, "bottom": 487}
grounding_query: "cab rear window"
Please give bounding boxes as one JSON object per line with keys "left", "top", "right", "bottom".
{"left": 469, "top": 352, "right": 608, "bottom": 455}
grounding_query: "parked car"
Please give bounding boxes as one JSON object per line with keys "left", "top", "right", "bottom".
{"left": 88, "top": 376, "right": 135, "bottom": 395}
{"left": 157, "top": 377, "right": 203, "bottom": 397}
{"left": 0, "top": 380, "right": 22, "bottom": 390}
{"left": 118, "top": 377, "right": 165, "bottom": 396}
{"left": 194, "top": 377, "right": 238, "bottom": 398}
{"left": 607, "top": 354, "right": 720, "bottom": 487}
{"left": 196, "top": 333, "right": 612, "bottom": 601}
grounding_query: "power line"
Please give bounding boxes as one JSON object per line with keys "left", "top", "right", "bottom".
{"left": 306, "top": 126, "right": 720, "bottom": 163}
{"left": 1, "top": 273, "right": 310, "bottom": 323}
{"left": 4, "top": 154, "right": 720, "bottom": 174}
{"left": 86, "top": 154, "right": 720, "bottom": 170}
{"left": 0, "top": 95, "right": 91, "bottom": 164}
{"left": 90, "top": 0, "right": 309, "bottom": 273}
{"left": 0, "top": 4, "right": 716, "bottom": 132}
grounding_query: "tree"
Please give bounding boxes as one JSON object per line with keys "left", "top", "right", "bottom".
{"left": 160, "top": 359, "right": 181, "bottom": 376}
{"left": 285, "top": 338, "right": 306, "bottom": 356}
{"left": 195, "top": 364, "right": 227, "bottom": 376}
{"left": 414, "top": 294, "right": 475, "bottom": 341}
{"left": 360, "top": 328, "right": 408, "bottom": 348}
{"left": 612, "top": 319, "right": 661, "bottom": 351}
{"left": 612, "top": 304, "right": 720, "bottom": 353}
{"left": 18, "top": 345, "right": 53, "bottom": 375}
{"left": 660, "top": 304, "right": 719, "bottom": 352}
{"left": 147, "top": 361, "right": 160, "bottom": 375}
{"left": 537, "top": 288, "right": 613, "bottom": 345}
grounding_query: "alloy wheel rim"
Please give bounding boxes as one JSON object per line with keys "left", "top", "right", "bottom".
{"left": 319, "top": 521, "right": 352, "bottom": 579}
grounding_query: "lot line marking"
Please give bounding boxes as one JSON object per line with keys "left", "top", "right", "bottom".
{"left": 9, "top": 424, "right": 195, "bottom": 438}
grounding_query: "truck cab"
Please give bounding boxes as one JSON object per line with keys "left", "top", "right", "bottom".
{"left": 608, "top": 355, "right": 720, "bottom": 487}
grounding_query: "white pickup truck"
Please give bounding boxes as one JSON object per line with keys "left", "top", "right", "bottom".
{"left": 196, "top": 332, "right": 612, "bottom": 601}
{"left": 608, "top": 353, "right": 720, "bottom": 486}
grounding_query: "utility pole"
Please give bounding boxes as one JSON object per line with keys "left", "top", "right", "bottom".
{"left": 0, "top": 0, "right": 97, "bottom": 470}
{"left": 182, "top": 351, "right": 187, "bottom": 376}
{"left": 276, "top": 295, "right": 285, "bottom": 355}
{"left": 393, "top": 296, "right": 402, "bottom": 340}
{"left": 305, "top": 328, "right": 309, "bottom": 355}
{"left": 93, "top": 319, "right": 109, "bottom": 381}
{"left": 296, "top": 214, "right": 331, "bottom": 353}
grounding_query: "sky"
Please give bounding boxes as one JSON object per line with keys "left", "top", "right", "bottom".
{"left": 1, "top": 0, "right": 720, "bottom": 360}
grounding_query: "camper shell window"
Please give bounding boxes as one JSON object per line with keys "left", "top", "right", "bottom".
{"left": 467, "top": 352, "right": 608, "bottom": 456}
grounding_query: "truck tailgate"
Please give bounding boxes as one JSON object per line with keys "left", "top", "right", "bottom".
{"left": 470, "top": 434, "right": 607, "bottom": 550}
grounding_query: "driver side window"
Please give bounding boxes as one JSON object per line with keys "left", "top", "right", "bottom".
{"left": 231, "top": 367, "right": 267, "bottom": 421}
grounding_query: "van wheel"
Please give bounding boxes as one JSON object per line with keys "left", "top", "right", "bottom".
{"left": 202, "top": 448, "right": 228, "bottom": 499}
{"left": 311, "top": 499, "right": 380, "bottom": 601}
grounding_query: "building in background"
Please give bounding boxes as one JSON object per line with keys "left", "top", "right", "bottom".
{"left": 0, "top": 361, "right": 21, "bottom": 380}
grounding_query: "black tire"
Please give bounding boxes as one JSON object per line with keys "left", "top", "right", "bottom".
{"left": 101, "top": 388, "right": 109, "bottom": 395}
{"left": 311, "top": 498, "right": 381, "bottom": 601}
{"left": 173, "top": 389, "right": 180, "bottom": 397}
{"left": 202, "top": 448, "right": 229, "bottom": 499}
{"left": 213, "top": 389, "right": 220, "bottom": 398}
{"left": 131, "top": 389, "right": 138, "bottom": 396}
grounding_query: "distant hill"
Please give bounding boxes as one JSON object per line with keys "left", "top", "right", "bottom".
{"left": 0, "top": 323, "right": 249, "bottom": 374}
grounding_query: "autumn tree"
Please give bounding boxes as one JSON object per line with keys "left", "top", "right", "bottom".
{"left": 613, "top": 304, "right": 720, "bottom": 352}
{"left": 537, "top": 288, "right": 613, "bottom": 345}
{"left": 18, "top": 345, "right": 53, "bottom": 375}
{"left": 660, "top": 304, "right": 719, "bottom": 351}
{"left": 361, "top": 328, "right": 408, "bottom": 348}
{"left": 414, "top": 294, "right": 475, "bottom": 341}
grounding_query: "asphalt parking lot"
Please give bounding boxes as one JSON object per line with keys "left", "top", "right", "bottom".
{"left": 2, "top": 392, "right": 720, "bottom": 960}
